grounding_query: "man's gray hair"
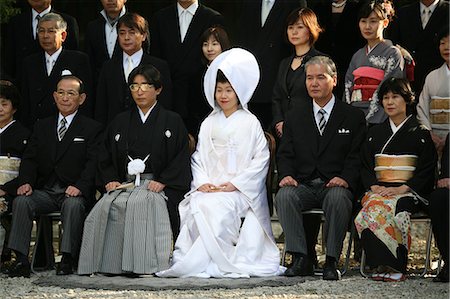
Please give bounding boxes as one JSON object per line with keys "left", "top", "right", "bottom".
{"left": 38, "top": 13, "right": 67, "bottom": 31}
{"left": 305, "top": 56, "right": 337, "bottom": 77}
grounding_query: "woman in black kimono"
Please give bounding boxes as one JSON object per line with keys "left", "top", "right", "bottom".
{"left": 78, "top": 64, "right": 191, "bottom": 276}
{"left": 0, "top": 81, "right": 30, "bottom": 263}
{"left": 355, "top": 78, "right": 437, "bottom": 281}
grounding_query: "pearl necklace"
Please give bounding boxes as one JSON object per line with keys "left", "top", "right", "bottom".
{"left": 332, "top": 0, "right": 347, "bottom": 8}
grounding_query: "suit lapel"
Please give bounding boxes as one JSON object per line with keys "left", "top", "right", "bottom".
{"left": 318, "top": 101, "right": 345, "bottom": 156}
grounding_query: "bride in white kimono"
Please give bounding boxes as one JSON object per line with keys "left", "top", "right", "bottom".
{"left": 157, "top": 48, "right": 284, "bottom": 278}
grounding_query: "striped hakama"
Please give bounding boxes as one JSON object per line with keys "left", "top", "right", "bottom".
{"left": 78, "top": 178, "right": 172, "bottom": 275}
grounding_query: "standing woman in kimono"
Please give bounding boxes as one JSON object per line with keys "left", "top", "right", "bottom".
{"left": 78, "top": 64, "right": 191, "bottom": 276}
{"left": 344, "top": 0, "right": 404, "bottom": 125}
{"left": 157, "top": 48, "right": 283, "bottom": 278}
{"left": 355, "top": 78, "right": 437, "bottom": 282}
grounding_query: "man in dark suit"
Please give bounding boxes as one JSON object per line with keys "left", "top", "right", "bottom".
{"left": 6, "top": 75, "right": 102, "bottom": 278}
{"left": 150, "top": 0, "right": 224, "bottom": 134}
{"left": 4, "top": 0, "right": 79, "bottom": 83}
{"left": 275, "top": 56, "right": 366, "bottom": 280}
{"left": 236, "top": 0, "right": 305, "bottom": 129}
{"left": 20, "top": 13, "right": 92, "bottom": 129}
{"left": 94, "top": 12, "right": 172, "bottom": 125}
{"left": 387, "top": 0, "right": 449, "bottom": 94}
{"left": 85, "top": 0, "right": 127, "bottom": 87}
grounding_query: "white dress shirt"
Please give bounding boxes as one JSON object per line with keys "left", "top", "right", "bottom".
{"left": 261, "top": 0, "right": 275, "bottom": 27}
{"left": 57, "top": 111, "right": 77, "bottom": 141}
{"left": 32, "top": 6, "right": 51, "bottom": 39}
{"left": 45, "top": 47, "right": 62, "bottom": 76}
{"left": 313, "top": 96, "right": 335, "bottom": 132}
{"left": 100, "top": 6, "right": 126, "bottom": 58}
{"left": 177, "top": 1, "right": 199, "bottom": 42}
{"left": 420, "top": 0, "right": 439, "bottom": 28}
{"left": 123, "top": 49, "right": 143, "bottom": 82}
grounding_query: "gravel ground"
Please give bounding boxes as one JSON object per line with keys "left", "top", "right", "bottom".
{"left": 0, "top": 271, "right": 449, "bottom": 299}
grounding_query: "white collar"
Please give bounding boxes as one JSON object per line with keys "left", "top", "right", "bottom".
{"left": 32, "top": 6, "right": 51, "bottom": 19}
{"left": 100, "top": 6, "right": 126, "bottom": 26}
{"left": 445, "top": 63, "right": 450, "bottom": 75}
{"left": 313, "top": 95, "right": 335, "bottom": 117}
{"left": 389, "top": 115, "right": 411, "bottom": 134}
{"left": 123, "top": 48, "right": 143, "bottom": 65}
{"left": 0, "top": 119, "right": 16, "bottom": 134}
{"left": 45, "top": 46, "right": 63, "bottom": 62}
{"left": 420, "top": 0, "right": 440, "bottom": 13}
{"left": 58, "top": 111, "right": 77, "bottom": 128}
{"left": 177, "top": 1, "right": 199, "bottom": 17}
{"left": 138, "top": 102, "right": 157, "bottom": 123}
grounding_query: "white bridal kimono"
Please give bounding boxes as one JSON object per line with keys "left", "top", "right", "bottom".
{"left": 157, "top": 48, "right": 283, "bottom": 278}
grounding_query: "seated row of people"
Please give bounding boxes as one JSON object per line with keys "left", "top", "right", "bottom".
{"left": 0, "top": 50, "right": 447, "bottom": 282}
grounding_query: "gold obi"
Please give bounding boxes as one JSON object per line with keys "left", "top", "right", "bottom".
{"left": 0, "top": 156, "right": 21, "bottom": 185}
{"left": 374, "top": 154, "right": 417, "bottom": 183}
{"left": 430, "top": 96, "right": 450, "bottom": 125}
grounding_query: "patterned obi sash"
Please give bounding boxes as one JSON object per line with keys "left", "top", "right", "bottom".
{"left": 374, "top": 154, "right": 417, "bottom": 183}
{"left": 0, "top": 156, "right": 20, "bottom": 185}
{"left": 351, "top": 66, "right": 385, "bottom": 102}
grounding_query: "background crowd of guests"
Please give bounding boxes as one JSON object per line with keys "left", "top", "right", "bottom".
{"left": 0, "top": 0, "right": 448, "bottom": 283}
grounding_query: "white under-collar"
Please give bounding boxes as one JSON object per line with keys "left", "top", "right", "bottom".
{"left": 138, "top": 101, "right": 157, "bottom": 123}
{"left": 0, "top": 119, "right": 16, "bottom": 134}
{"left": 389, "top": 115, "right": 411, "bottom": 134}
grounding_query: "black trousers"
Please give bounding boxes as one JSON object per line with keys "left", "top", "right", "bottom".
{"left": 429, "top": 188, "right": 449, "bottom": 264}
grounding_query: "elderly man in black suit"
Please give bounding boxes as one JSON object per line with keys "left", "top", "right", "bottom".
{"left": 6, "top": 75, "right": 102, "bottom": 278}
{"left": 275, "top": 56, "right": 366, "bottom": 280}
{"left": 387, "top": 0, "right": 449, "bottom": 94}
{"left": 85, "top": 0, "right": 127, "bottom": 86}
{"left": 4, "top": 0, "right": 79, "bottom": 82}
{"left": 150, "top": 0, "right": 224, "bottom": 134}
{"left": 20, "top": 13, "right": 92, "bottom": 129}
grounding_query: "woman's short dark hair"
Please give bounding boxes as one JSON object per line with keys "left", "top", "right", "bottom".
{"left": 0, "top": 80, "right": 20, "bottom": 109}
{"left": 437, "top": 26, "right": 449, "bottom": 45}
{"left": 128, "top": 64, "right": 162, "bottom": 90}
{"left": 117, "top": 13, "right": 150, "bottom": 53}
{"left": 378, "top": 77, "right": 415, "bottom": 115}
{"left": 200, "top": 26, "right": 231, "bottom": 64}
{"left": 358, "top": 0, "right": 395, "bottom": 22}
{"left": 285, "top": 7, "right": 322, "bottom": 45}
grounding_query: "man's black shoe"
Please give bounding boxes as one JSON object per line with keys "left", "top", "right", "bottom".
{"left": 7, "top": 261, "right": 31, "bottom": 278}
{"left": 56, "top": 261, "right": 73, "bottom": 275}
{"left": 284, "top": 255, "right": 314, "bottom": 277}
{"left": 323, "top": 261, "right": 341, "bottom": 280}
{"left": 433, "top": 264, "right": 449, "bottom": 282}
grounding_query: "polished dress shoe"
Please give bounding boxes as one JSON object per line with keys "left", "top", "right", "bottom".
{"left": 284, "top": 255, "right": 314, "bottom": 277}
{"left": 433, "top": 265, "right": 449, "bottom": 282}
{"left": 56, "top": 260, "right": 73, "bottom": 275}
{"left": 7, "top": 261, "right": 31, "bottom": 278}
{"left": 323, "top": 261, "right": 341, "bottom": 281}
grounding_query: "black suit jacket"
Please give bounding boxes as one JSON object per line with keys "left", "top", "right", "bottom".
{"left": 94, "top": 52, "right": 173, "bottom": 125}
{"left": 150, "top": 4, "right": 224, "bottom": 119}
{"left": 4, "top": 7, "right": 79, "bottom": 82}
{"left": 20, "top": 49, "right": 93, "bottom": 129}
{"left": 277, "top": 99, "right": 366, "bottom": 191}
{"left": 272, "top": 48, "right": 324, "bottom": 126}
{"left": 387, "top": 0, "right": 449, "bottom": 93}
{"left": 85, "top": 14, "right": 122, "bottom": 87}
{"left": 237, "top": 0, "right": 303, "bottom": 105}
{"left": 18, "top": 113, "right": 102, "bottom": 200}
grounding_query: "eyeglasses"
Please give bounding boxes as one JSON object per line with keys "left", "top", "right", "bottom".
{"left": 129, "top": 83, "right": 154, "bottom": 92}
{"left": 37, "top": 28, "right": 59, "bottom": 35}
{"left": 56, "top": 90, "right": 79, "bottom": 98}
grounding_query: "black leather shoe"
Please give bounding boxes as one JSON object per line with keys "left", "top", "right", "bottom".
{"left": 323, "top": 261, "right": 341, "bottom": 281}
{"left": 56, "top": 260, "right": 73, "bottom": 275}
{"left": 7, "top": 261, "right": 31, "bottom": 278}
{"left": 284, "top": 255, "right": 314, "bottom": 277}
{"left": 433, "top": 265, "right": 449, "bottom": 282}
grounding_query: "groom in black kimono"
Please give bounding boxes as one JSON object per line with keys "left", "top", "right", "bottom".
{"left": 275, "top": 56, "right": 366, "bottom": 280}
